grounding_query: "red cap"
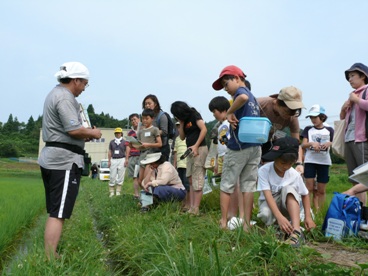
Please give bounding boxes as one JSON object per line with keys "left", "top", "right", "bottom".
{"left": 212, "top": 65, "right": 246, "bottom": 90}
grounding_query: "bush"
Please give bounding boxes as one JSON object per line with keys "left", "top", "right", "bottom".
{"left": 0, "top": 142, "right": 19, "bottom": 157}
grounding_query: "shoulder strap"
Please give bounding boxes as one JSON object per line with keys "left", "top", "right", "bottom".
{"left": 156, "top": 110, "right": 164, "bottom": 125}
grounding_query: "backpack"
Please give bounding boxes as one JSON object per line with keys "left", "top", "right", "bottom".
{"left": 156, "top": 110, "right": 175, "bottom": 140}
{"left": 322, "top": 192, "right": 361, "bottom": 239}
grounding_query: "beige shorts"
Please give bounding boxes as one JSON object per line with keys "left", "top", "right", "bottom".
{"left": 220, "top": 146, "right": 261, "bottom": 193}
{"left": 217, "top": 155, "right": 224, "bottom": 174}
{"left": 257, "top": 185, "right": 301, "bottom": 226}
{"left": 186, "top": 145, "right": 208, "bottom": 191}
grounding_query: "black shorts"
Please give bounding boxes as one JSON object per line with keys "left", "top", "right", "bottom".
{"left": 304, "top": 163, "right": 330, "bottom": 184}
{"left": 40, "top": 163, "right": 81, "bottom": 219}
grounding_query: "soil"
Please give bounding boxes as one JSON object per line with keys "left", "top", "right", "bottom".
{"left": 308, "top": 241, "right": 368, "bottom": 268}
{"left": 0, "top": 159, "right": 39, "bottom": 171}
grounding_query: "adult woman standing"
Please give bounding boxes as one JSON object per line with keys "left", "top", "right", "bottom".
{"left": 142, "top": 94, "right": 170, "bottom": 161}
{"left": 171, "top": 101, "right": 208, "bottom": 215}
{"left": 340, "top": 63, "right": 368, "bottom": 206}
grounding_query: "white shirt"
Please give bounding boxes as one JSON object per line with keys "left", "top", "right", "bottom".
{"left": 257, "top": 162, "right": 308, "bottom": 201}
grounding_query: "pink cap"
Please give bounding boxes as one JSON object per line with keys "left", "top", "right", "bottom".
{"left": 212, "top": 65, "right": 246, "bottom": 90}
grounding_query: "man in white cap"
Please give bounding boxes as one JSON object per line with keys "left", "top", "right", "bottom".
{"left": 38, "top": 61, "right": 102, "bottom": 259}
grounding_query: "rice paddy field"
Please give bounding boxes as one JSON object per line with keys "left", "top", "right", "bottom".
{"left": 1, "top": 158, "right": 368, "bottom": 275}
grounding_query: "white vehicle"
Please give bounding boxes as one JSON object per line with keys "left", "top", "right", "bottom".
{"left": 98, "top": 159, "right": 110, "bottom": 181}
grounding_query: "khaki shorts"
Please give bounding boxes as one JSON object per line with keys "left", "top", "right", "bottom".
{"left": 186, "top": 145, "right": 208, "bottom": 191}
{"left": 257, "top": 185, "right": 301, "bottom": 226}
{"left": 217, "top": 155, "right": 224, "bottom": 174}
{"left": 220, "top": 146, "right": 261, "bottom": 193}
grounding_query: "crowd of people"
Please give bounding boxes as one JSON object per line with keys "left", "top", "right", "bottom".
{"left": 39, "top": 61, "right": 368, "bottom": 258}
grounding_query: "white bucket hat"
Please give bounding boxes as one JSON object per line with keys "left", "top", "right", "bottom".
{"left": 55, "top": 61, "right": 90, "bottom": 81}
{"left": 140, "top": 152, "right": 162, "bottom": 165}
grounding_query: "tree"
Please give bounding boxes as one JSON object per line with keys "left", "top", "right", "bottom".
{"left": 2, "top": 114, "right": 18, "bottom": 134}
{"left": 25, "top": 116, "right": 35, "bottom": 135}
{"left": 87, "top": 104, "right": 95, "bottom": 114}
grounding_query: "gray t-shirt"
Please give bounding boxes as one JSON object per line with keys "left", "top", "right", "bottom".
{"left": 38, "top": 84, "right": 84, "bottom": 170}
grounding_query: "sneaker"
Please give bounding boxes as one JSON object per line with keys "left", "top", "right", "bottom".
{"left": 360, "top": 220, "right": 368, "bottom": 231}
{"left": 116, "top": 192, "right": 121, "bottom": 196}
{"left": 109, "top": 193, "right": 114, "bottom": 198}
{"left": 140, "top": 206, "right": 150, "bottom": 213}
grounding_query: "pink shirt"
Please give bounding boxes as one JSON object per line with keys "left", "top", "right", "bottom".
{"left": 344, "top": 84, "right": 368, "bottom": 142}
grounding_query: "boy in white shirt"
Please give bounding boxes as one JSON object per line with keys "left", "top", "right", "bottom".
{"left": 257, "top": 137, "right": 315, "bottom": 247}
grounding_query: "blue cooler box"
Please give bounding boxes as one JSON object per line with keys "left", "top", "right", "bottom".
{"left": 238, "top": 117, "right": 271, "bottom": 144}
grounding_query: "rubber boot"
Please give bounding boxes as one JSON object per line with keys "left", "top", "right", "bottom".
{"left": 109, "top": 186, "right": 115, "bottom": 197}
{"left": 116, "top": 185, "right": 122, "bottom": 196}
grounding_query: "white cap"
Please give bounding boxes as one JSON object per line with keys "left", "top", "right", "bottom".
{"left": 55, "top": 62, "right": 89, "bottom": 81}
{"left": 305, "top": 104, "right": 326, "bottom": 118}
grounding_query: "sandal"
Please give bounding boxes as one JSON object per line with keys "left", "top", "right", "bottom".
{"left": 284, "top": 229, "right": 304, "bottom": 248}
{"left": 181, "top": 206, "right": 190, "bottom": 213}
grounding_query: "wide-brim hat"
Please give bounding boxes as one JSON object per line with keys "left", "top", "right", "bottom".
{"left": 305, "top": 104, "right": 325, "bottom": 118}
{"left": 262, "top": 137, "right": 299, "bottom": 161}
{"left": 140, "top": 152, "right": 162, "bottom": 165}
{"left": 344, "top": 63, "right": 368, "bottom": 82}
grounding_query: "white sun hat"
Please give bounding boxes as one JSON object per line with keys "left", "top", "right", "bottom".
{"left": 140, "top": 152, "right": 162, "bottom": 165}
{"left": 55, "top": 61, "right": 90, "bottom": 81}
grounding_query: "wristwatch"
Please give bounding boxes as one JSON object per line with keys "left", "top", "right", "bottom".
{"left": 295, "top": 162, "right": 303, "bottom": 166}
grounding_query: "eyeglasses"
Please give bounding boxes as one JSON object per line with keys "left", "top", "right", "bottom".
{"left": 77, "top": 78, "right": 89, "bottom": 88}
{"left": 284, "top": 107, "right": 300, "bottom": 117}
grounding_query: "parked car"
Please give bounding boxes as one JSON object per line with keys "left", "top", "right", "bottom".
{"left": 98, "top": 159, "right": 110, "bottom": 181}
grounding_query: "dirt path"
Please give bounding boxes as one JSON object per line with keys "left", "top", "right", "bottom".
{"left": 308, "top": 242, "right": 368, "bottom": 268}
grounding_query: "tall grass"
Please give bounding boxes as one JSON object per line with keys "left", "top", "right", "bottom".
{"left": 2, "top": 162, "right": 367, "bottom": 275}
{"left": 0, "top": 177, "right": 44, "bottom": 258}
{"left": 3, "top": 180, "right": 114, "bottom": 275}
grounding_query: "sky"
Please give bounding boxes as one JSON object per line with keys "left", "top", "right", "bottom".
{"left": 1, "top": 1, "right": 368, "bottom": 130}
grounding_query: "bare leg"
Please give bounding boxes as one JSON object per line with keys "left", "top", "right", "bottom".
{"left": 286, "top": 194, "right": 301, "bottom": 231}
{"left": 242, "top": 192, "right": 254, "bottom": 232}
{"left": 220, "top": 191, "right": 231, "bottom": 228}
{"left": 316, "top": 183, "right": 326, "bottom": 211}
{"left": 44, "top": 217, "right": 64, "bottom": 260}
{"left": 228, "top": 186, "right": 239, "bottom": 219}
{"left": 138, "top": 167, "right": 145, "bottom": 187}
{"left": 356, "top": 184, "right": 367, "bottom": 206}
{"left": 305, "top": 178, "right": 315, "bottom": 210}
{"left": 133, "top": 177, "right": 140, "bottom": 197}
{"left": 237, "top": 181, "right": 244, "bottom": 219}
{"left": 182, "top": 190, "right": 191, "bottom": 210}
{"left": 190, "top": 190, "right": 203, "bottom": 215}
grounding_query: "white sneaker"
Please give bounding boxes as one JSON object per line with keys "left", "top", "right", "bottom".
{"left": 109, "top": 192, "right": 114, "bottom": 197}
{"left": 116, "top": 192, "right": 121, "bottom": 196}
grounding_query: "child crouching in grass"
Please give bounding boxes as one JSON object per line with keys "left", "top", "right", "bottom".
{"left": 257, "top": 137, "right": 316, "bottom": 247}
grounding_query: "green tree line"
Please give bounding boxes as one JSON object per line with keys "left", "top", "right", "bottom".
{"left": 0, "top": 104, "right": 130, "bottom": 158}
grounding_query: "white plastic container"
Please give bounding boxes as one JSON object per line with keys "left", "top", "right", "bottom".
{"left": 238, "top": 117, "right": 271, "bottom": 144}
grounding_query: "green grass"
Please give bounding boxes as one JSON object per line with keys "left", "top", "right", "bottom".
{"left": 1, "top": 161, "right": 368, "bottom": 275}
{"left": 0, "top": 173, "right": 44, "bottom": 265}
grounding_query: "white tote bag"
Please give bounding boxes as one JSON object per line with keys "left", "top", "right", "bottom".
{"left": 331, "top": 120, "right": 346, "bottom": 160}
